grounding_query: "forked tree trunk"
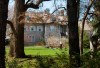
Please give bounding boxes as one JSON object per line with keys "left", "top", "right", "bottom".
{"left": 9, "top": 0, "right": 25, "bottom": 58}
{"left": 67, "top": 0, "right": 80, "bottom": 67}
{"left": 9, "top": 0, "right": 51, "bottom": 58}
{"left": 0, "top": 0, "right": 9, "bottom": 67}
{"left": 14, "top": 0, "right": 25, "bottom": 58}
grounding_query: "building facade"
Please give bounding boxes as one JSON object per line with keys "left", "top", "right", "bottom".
{"left": 24, "top": 11, "right": 68, "bottom": 47}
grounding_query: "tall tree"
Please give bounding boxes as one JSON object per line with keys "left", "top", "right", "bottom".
{"left": 13, "top": 0, "right": 26, "bottom": 58}
{"left": 80, "top": 0, "right": 95, "bottom": 54}
{"left": 67, "top": 0, "right": 80, "bottom": 67}
{"left": 9, "top": 0, "right": 51, "bottom": 58}
{"left": 0, "top": 0, "right": 9, "bottom": 67}
{"left": 90, "top": 0, "right": 100, "bottom": 54}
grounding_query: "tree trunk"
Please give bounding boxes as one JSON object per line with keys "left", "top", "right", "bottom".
{"left": 9, "top": 0, "right": 51, "bottom": 58}
{"left": 9, "top": 0, "right": 25, "bottom": 58}
{"left": 67, "top": 0, "right": 80, "bottom": 67}
{"left": 80, "top": 0, "right": 95, "bottom": 55}
{"left": 14, "top": 0, "right": 25, "bottom": 58}
{"left": 90, "top": 35, "right": 98, "bottom": 58}
{"left": 9, "top": 34, "right": 15, "bottom": 57}
{"left": 0, "top": 0, "right": 9, "bottom": 67}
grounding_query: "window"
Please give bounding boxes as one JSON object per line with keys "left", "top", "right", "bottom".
{"left": 24, "top": 26, "right": 28, "bottom": 31}
{"left": 24, "top": 28, "right": 26, "bottom": 31}
{"left": 30, "top": 26, "right": 36, "bottom": 31}
{"left": 37, "top": 26, "right": 43, "bottom": 31}
{"left": 50, "top": 25, "right": 55, "bottom": 32}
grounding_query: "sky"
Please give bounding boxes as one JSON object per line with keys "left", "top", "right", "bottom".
{"left": 8, "top": 0, "right": 66, "bottom": 20}
{"left": 8, "top": 0, "right": 66, "bottom": 13}
{"left": 8, "top": 0, "right": 92, "bottom": 20}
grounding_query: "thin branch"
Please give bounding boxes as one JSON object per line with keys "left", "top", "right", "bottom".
{"left": 24, "top": 0, "right": 51, "bottom": 12}
{"left": 88, "top": 12, "right": 97, "bottom": 16}
{"left": 24, "top": 3, "right": 39, "bottom": 12}
{"left": 52, "top": 7, "right": 67, "bottom": 14}
{"left": 7, "top": 20, "right": 17, "bottom": 38}
{"left": 26, "top": 0, "right": 31, "bottom": 5}
{"left": 80, "top": 0, "right": 95, "bottom": 54}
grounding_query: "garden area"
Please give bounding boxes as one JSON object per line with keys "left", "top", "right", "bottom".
{"left": 5, "top": 46, "right": 100, "bottom": 68}
{"left": 6, "top": 46, "right": 69, "bottom": 68}
{"left": 0, "top": 0, "right": 100, "bottom": 68}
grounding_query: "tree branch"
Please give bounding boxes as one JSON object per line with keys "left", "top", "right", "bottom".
{"left": 88, "top": 12, "right": 97, "bottom": 16}
{"left": 24, "top": 0, "right": 51, "bottom": 12}
{"left": 80, "top": 0, "right": 95, "bottom": 54}
{"left": 52, "top": 7, "right": 67, "bottom": 14}
{"left": 26, "top": 0, "right": 31, "bottom": 5}
{"left": 7, "top": 20, "right": 17, "bottom": 38}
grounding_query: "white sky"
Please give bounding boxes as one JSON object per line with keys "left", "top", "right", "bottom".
{"left": 8, "top": 0, "right": 92, "bottom": 20}
{"left": 8, "top": 0, "right": 66, "bottom": 13}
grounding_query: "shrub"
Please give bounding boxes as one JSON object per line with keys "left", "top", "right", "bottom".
{"left": 81, "top": 51, "right": 100, "bottom": 68}
{"left": 83, "top": 31, "right": 90, "bottom": 48}
{"left": 35, "top": 50, "right": 69, "bottom": 68}
{"left": 6, "top": 58, "right": 22, "bottom": 68}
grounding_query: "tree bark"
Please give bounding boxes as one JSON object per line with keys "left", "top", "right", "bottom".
{"left": 9, "top": 0, "right": 51, "bottom": 58}
{"left": 9, "top": 0, "right": 26, "bottom": 58}
{"left": 13, "top": 0, "right": 25, "bottom": 58}
{"left": 0, "top": 0, "right": 9, "bottom": 67}
{"left": 80, "top": 0, "right": 95, "bottom": 54}
{"left": 67, "top": 0, "right": 80, "bottom": 67}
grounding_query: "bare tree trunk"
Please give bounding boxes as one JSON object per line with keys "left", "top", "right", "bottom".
{"left": 0, "top": 0, "right": 9, "bottom": 67}
{"left": 80, "top": 0, "right": 95, "bottom": 54}
{"left": 13, "top": 0, "right": 25, "bottom": 58}
{"left": 9, "top": 0, "right": 51, "bottom": 58}
{"left": 67, "top": 0, "right": 80, "bottom": 67}
{"left": 9, "top": 34, "right": 15, "bottom": 57}
{"left": 90, "top": 35, "right": 98, "bottom": 58}
{"left": 9, "top": 0, "right": 25, "bottom": 58}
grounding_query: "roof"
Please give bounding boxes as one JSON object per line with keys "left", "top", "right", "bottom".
{"left": 25, "top": 11, "right": 68, "bottom": 25}
{"left": 78, "top": 20, "right": 93, "bottom": 31}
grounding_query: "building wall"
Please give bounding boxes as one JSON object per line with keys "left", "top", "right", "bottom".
{"left": 24, "top": 23, "right": 68, "bottom": 47}
{"left": 45, "top": 24, "right": 61, "bottom": 47}
{"left": 24, "top": 24, "right": 44, "bottom": 44}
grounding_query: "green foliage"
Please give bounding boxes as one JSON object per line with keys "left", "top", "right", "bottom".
{"left": 6, "top": 48, "right": 100, "bottom": 68}
{"left": 35, "top": 50, "right": 69, "bottom": 68}
{"left": 81, "top": 51, "right": 100, "bottom": 68}
{"left": 83, "top": 31, "right": 90, "bottom": 48}
{"left": 6, "top": 58, "right": 22, "bottom": 68}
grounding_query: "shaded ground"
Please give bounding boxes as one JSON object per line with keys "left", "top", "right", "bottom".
{"left": 6, "top": 46, "right": 69, "bottom": 68}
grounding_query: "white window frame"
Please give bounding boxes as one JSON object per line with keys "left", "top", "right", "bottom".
{"left": 50, "top": 25, "right": 55, "bottom": 32}
{"left": 37, "top": 25, "right": 43, "bottom": 31}
{"left": 30, "top": 26, "right": 36, "bottom": 31}
{"left": 24, "top": 26, "right": 28, "bottom": 31}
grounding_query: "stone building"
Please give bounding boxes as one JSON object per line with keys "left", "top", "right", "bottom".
{"left": 24, "top": 11, "right": 68, "bottom": 47}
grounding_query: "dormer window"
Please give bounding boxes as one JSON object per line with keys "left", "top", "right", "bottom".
{"left": 24, "top": 26, "right": 28, "bottom": 31}
{"left": 37, "top": 26, "right": 43, "bottom": 31}
{"left": 50, "top": 25, "right": 56, "bottom": 32}
{"left": 50, "top": 17, "right": 56, "bottom": 22}
{"left": 30, "top": 26, "right": 36, "bottom": 31}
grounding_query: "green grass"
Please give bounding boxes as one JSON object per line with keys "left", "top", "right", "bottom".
{"left": 6, "top": 46, "right": 69, "bottom": 56}
{"left": 6, "top": 46, "right": 69, "bottom": 68}
{"left": 6, "top": 46, "right": 95, "bottom": 68}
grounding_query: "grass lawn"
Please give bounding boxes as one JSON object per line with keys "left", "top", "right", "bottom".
{"left": 6, "top": 46, "right": 95, "bottom": 68}
{"left": 6, "top": 46, "right": 69, "bottom": 68}
{"left": 6, "top": 46, "right": 69, "bottom": 56}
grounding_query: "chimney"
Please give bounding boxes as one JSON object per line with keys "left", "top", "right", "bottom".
{"left": 44, "top": 8, "right": 50, "bottom": 14}
{"left": 60, "top": 10, "right": 64, "bottom": 16}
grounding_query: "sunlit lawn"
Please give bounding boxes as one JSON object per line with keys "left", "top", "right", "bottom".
{"left": 6, "top": 46, "right": 69, "bottom": 68}
{"left": 6, "top": 46, "right": 69, "bottom": 56}
{"left": 6, "top": 45, "right": 91, "bottom": 68}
